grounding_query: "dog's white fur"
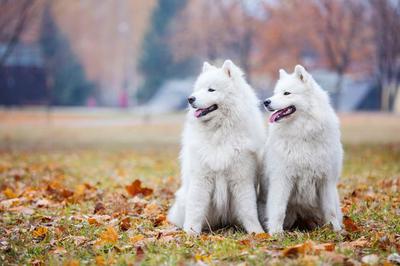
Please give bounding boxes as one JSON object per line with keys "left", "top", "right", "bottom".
{"left": 168, "top": 60, "right": 265, "bottom": 234}
{"left": 259, "top": 65, "right": 343, "bottom": 234}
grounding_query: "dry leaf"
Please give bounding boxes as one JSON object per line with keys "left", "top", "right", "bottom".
{"left": 282, "top": 241, "right": 315, "bottom": 257}
{"left": 32, "top": 227, "right": 48, "bottom": 240}
{"left": 94, "top": 202, "right": 106, "bottom": 214}
{"left": 343, "top": 216, "right": 360, "bottom": 232}
{"left": 119, "top": 217, "right": 131, "bottom": 231}
{"left": 342, "top": 236, "right": 369, "bottom": 249}
{"left": 51, "top": 246, "right": 67, "bottom": 255}
{"left": 143, "top": 203, "right": 161, "bottom": 218}
{"left": 95, "top": 256, "right": 105, "bottom": 266}
{"left": 254, "top": 232, "right": 271, "bottom": 241}
{"left": 130, "top": 234, "right": 145, "bottom": 245}
{"left": 98, "top": 226, "right": 118, "bottom": 245}
{"left": 125, "top": 180, "right": 153, "bottom": 197}
{"left": 194, "top": 253, "right": 211, "bottom": 263}
{"left": 63, "top": 259, "right": 80, "bottom": 266}
{"left": 88, "top": 217, "right": 100, "bottom": 226}
{"left": 282, "top": 241, "right": 335, "bottom": 257}
{"left": 3, "top": 188, "right": 17, "bottom": 199}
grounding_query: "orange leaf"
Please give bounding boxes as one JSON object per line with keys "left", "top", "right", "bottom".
{"left": 88, "top": 217, "right": 100, "bottom": 226}
{"left": 119, "top": 217, "right": 131, "bottom": 231}
{"left": 254, "top": 232, "right": 271, "bottom": 241}
{"left": 143, "top": 203, "right": 161, "bottom": 218}
{"left": 130, "top": 234, "right": 145, "bottom": 244}
{"left": 32, "top": 227, "right": 48, "bottom": 238}
{"left": 282, "top": 241, "right": 335, "bottom": 257}
{"left": 125, "top": 180, "right": 153, "bottom": 197}
{"left": 63, "top": 259, "right": 80, "bottom": 266}
{"left": 3, "top": 188, "right": 17, "bottom": 199}
{"left": 98, "top": 226, "right": 118, "bottom": 244}
{"left": 282, "top": 241, "right": 314, "bottom": 257}
{"left": 343, "top": 216, "right": 360, "bottom": 232}
{"left": 95, "top": 256, "right": 105, "bottom": 266}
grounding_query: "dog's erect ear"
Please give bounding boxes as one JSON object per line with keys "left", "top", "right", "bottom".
{"left": 202, "top": 61, "right": 214, "bottom": 72}
{"left": 222, "top": 59, "right": 234, "bottom": 78}
{"left": 222, "top": 59, "right": 244, "bottom": 79}
{"left": 279, "top": 69, "right": 289, "bottom": 79}
{"left": 294, "top": 65, "right": 308, "bottom": 82}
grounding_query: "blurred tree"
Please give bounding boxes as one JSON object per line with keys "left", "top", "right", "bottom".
{"left": 0, "top": 0, "right": 38, "bottom": 66}
{"left": 40, "top": 5, "right": 95, "bottom": 106}
{"left": 137, "top": 0, "right": 191, "bottom": 103}
{"left": 311, "top": 0, "right": 372, "bottom": 109}
{"left": 170, "top": 0, "right": 262, "bottom": 80}
{"left": 370, "top": 0, "right": 400, "bottom": 111}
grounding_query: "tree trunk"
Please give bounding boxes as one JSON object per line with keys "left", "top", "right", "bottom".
{"left": 333, "top": 73, "right": 344, "bottom": 110}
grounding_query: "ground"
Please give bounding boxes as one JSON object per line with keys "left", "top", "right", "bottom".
{"left": 0, "top": 109, "right": 399, "bottom": 266}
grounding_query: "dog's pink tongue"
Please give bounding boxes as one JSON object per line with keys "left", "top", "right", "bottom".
{"left": 269, "top": 111, "right": 280, "bottom": 123}
{"left": 194, "top": 109, "right": 203, "bottom": 118}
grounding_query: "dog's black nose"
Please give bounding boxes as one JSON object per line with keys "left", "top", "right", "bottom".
{"left": 188, "top": 97, "right": 196, "bottom": 104}
{"left": 264, "top": 99, "right": 271, "bottom": 107}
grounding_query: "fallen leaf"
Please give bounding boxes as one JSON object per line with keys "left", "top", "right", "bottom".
{"left": 9, "top": 206, "right": 34, "bottom": 215}
{"left": 130, "top": 234, "right": 145, "bottom": 245}
{"left": 254, "top": 232, "right": 271, "bottom": 241}
{"left": 31, "top": 259, "right": 43, "bottom": 266}
{"left": 95, "top": 256, "right": 105, "bottom": 266}
{"left": 35, "top": 198, "right": 51, "bottom": 208}
{"left": 94, "top": 202, "right": 106, "bottom": 214}
{"left": 88, "top": 217, "right": 100, "bottom": 226}
{"left": 194, "top": 253, "right": 211, "bottom": 263}
{"left": 282, "top": 241, "right": 335, "bottom": 257}
{"left": 63, "top": 259, "right": 80, "bottom": 266}
{"left": 32, "top": 227, "right": 48, "bottom": 240}
{"left": 343, "top": 216, "right": 360, "bottom": 232}
{"left": 125, "top": 180, "right": 153, "bottom": 197}
{"left": 51, "top": 246, "right": 67, "bottom": 255}
{"left": 143, "top": 203, "right": 161, "bottom": 218}
{"left": 3, "top": 188, "right": 17, "bottom": 199}
{"left": 98, "top": 226, "right": 118, "bottom": 245}
{"left": 119, "top": 217, "right": 131, "bottom": 231}
{"left": 282, "top": 241, "right": 315, "bottom": 257}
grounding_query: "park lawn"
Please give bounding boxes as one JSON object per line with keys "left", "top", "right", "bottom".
{"left": 0, "top": 111, "right": 399, "bottom": 265}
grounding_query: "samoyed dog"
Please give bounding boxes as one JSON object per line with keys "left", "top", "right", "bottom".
{"left": 260, "top": 65, "right": 343, "bottom": 234}
{"left": 167, "top": 60, "right": 265, "bottom": 234}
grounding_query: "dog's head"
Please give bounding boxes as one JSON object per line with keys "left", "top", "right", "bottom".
{"left": 187, "top": 60, "right": 243, "bottom": 122}
{"left": 264, "top": 65, "right": 314, "bottom": 123}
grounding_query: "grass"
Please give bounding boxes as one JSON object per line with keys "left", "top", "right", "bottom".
{"left": 0, "top": 109, "right": 399, "bottom": 265}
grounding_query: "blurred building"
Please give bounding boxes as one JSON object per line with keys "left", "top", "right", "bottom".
{"left": 0, "top": 43, "right": 47, "bottom": 105}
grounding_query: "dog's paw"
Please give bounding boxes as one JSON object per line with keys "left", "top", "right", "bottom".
{"left": 268, "top": 224, "right": 284, "bottom": 235}
{"left": 330, "top": 220, "right": 342, "bottom": 232}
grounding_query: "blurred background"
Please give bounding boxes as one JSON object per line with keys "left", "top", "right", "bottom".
{"left": 0, "top": 0, "right": 399, "bottom": 112}
{"left": 0, "top": 0, "right": 400, "bottom": 152}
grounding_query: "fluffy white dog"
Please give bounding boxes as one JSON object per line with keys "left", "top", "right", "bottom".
{"left": 168, "top": 60, "right": 265, "bottom": 234}
{"left": 260, "top": 65, "right": 343, "bottom": 234}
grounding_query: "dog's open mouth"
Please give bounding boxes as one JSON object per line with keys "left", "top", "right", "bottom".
{"left": 194, "top": 104, "right": 218, "bottom": 118}
{"left": 269, "top": 106, "right": 296, "bottom": 123}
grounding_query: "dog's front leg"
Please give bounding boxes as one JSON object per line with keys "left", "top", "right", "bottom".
{"left": 232, "top": 180, "right": 265, "bottom": 233}
{"left": 183, "top": 177, "right": 212, "bottom": 235}
{"left": 320, "top": 179, "right": 342, "bottom": 231}
{"left": 267, "top": 176, "right": 292, "bottom": 234}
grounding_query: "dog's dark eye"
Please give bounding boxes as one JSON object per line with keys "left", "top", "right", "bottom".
{"left": 208, "top": 88, "right": 215, "bottom": 92}
{"left": 284, "top": 92, "right": 291, "bottom": 95}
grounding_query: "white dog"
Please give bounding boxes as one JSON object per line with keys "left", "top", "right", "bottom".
{"left": 260, "top": 65, "right": 343, "bottom": 234}
{"left": 168, "top": 60, "right": 265, "bottom": 234}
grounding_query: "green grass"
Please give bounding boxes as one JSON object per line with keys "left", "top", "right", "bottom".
{"left": 0, "top": 110, "right": 399, "bottom": 265}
